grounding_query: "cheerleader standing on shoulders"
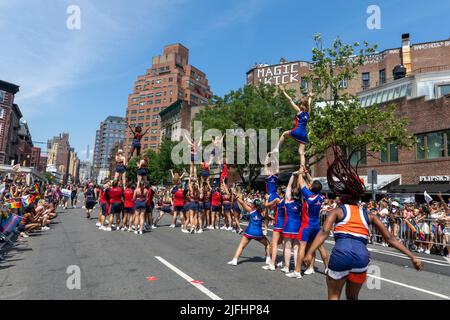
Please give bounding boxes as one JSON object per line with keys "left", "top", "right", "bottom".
{"left": 227, "top": 194, "right": 272, "bottom": 266}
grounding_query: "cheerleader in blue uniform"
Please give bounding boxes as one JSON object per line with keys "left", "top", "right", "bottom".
{"left": 227, "top": 195, "right": 272, "bottom": 266}
{"left": 262, "top": 186, "right": 286, "bottom": 271}
{"left": 281, "top": 173, "right": 302, "bottom": 274}
{"left": 271, "top": 86, "right": 313, "bottom": 171}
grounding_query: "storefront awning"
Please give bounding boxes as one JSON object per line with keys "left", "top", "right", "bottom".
{"left": 388, "top": 183, "right": 450, "bottom": 195}
{"left": 315, "top": 174, "right": 401, "bottom": 193}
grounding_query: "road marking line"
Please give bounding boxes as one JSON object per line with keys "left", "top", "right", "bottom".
{"left": 241, "top": 222, "right": 449, "bottom": 267}
{"left": 276, "top": 248, "right": 450, "bottom": 300}
{"left": 155, "top": 256, "right": 222, "bottom": 300}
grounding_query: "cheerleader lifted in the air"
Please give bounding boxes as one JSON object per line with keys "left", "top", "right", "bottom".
{"left": 270, "top": 85, "right": 313, "bottom": 171}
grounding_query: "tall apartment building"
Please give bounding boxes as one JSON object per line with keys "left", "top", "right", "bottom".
{"left": 0, "top": 80, "right": 20, "bottom": 165}
{"left": 92, "top": 116, "right": 126, "bottom": 180}
{"left": 125, "top": 43, "right": 212, "bottom": 155}
{"left": 30, "top": 147, "right": 41, "bottom": 170}
{"left": 68, "top": 148, "right": 80, "bottom": 184}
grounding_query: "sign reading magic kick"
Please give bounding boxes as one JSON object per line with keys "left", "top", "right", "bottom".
{"left": 251, "top": 62, "right": 308, "bottom": 86}
{"left": 420, "top": 176, "right": 450, "bottom": 182}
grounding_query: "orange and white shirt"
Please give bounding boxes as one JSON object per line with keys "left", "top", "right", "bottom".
{"left": 334, "top": 204, "right": 370, "bottom": 242}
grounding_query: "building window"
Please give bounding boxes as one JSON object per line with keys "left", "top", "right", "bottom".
{"left": 379, "top": 69, "right": 386, "bottom": 85}
{"left": 381, "top": 143, "right": 399, "bottom": 163}
{"left": 362, "top": 73, "right": 370, "bottom": 89}
{"left": 0, "top": 108, "right": 4, "bottom": 119}
{"left": 438, "top": 84, "right": 450, "bottom": 97}
{"left": 345, "top": 145, "right": 367, "bottom": 166}
{"left": 416, "top": 131, "right": 449, "bottom": 160}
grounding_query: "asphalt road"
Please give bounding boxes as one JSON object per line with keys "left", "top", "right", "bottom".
{"left": 1, "top": 205, "right": 450, "bottom": 300}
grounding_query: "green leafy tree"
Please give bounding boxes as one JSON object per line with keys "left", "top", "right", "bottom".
{"left": 194, "top": 84, "right": 297, "bottom": 186}
{"left": 305, "top": 34, "right": 414, "bottom": 164}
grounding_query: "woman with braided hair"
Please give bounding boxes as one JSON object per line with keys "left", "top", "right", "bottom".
{"left": 304, "top": 146, "right": 423, "bottom": 300}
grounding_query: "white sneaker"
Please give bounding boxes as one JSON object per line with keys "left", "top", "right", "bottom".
{"left": 265, "top": 257, "right": 271, "bottom": 265}
{"left": 425, "top": 249, "right": 430, "bottom": 255}
{"left": 227, "top": 227, "right": 233, "bottom": 231}
{"left": 262, "top": 264, "right": 276, "bottom": 271}
{"left": 105, "top": 227, "right": 112, "bottom": 232}
{"left": 181, "top": 229, "right": 189, "bottom": 234}
{"left": 20, "top": 232, "right": 29, "bottom": 238}
{"left": 151, "top": 225, "right": 157, "bottom": 229}
{"left": 276, "top": 261, "right": 284, "bottom": 268}
{"left": 227, "top": 259, "right": 238, "bottom": 266}
{"left": 134, "top": 230, "right": 138, "bottom": 235}
{"left": 280, "top": 267, "right": 290, "bottom": 273}
{"left": 138, "top": 231, "right": 143, "bottom": 235}
{"left": 41, "top": 226, "right": 50, "bottom": 231}
{"left": 112, "top": 224, "right": 116, "bottom": 229}
{"left": 286, "top": 271, "right": 302, "bottom": 279}
{"left": 304, "top": 268, "right": 315, "bottom": 275}
{"left": 99, "top": 226, "right": 106, "bottom": 231}
{"left": 95, "top": 222, "right": 101, "bottom": 227}
{"left": 197, "top": 229, "right": 204, "bottom": 234}
{"left": 263, "top": 230, "right": 268, "bottom": 236}
{"left": 169, "top": 224, "right": 176, "bottom": 228}
{"left": 220, "top": 226, "right": 226, "bottom": 230}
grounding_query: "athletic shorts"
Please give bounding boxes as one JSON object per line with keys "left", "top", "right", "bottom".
{"left": 101, "top": 203, "right": 108, "bottom": 216}
{"left": 110, "top": 203, "right": 123, "bottom": 214}
{"left": 298, "top": 226, "right": 320, "bottom": 243}
{"left": 327, "top": 237, "right": 370, "bottom": 284}
{"left": 174, "top": 205, "right": 184, "bottom": 212}
{"left": 223, "top": 203, "right": 231, "bottom": 212}
{"left": 85, "top": 201, "right": 96, "bottom": 210}
{"left": 116, "top": 165, "right": 126, "bottom": 174}
{"left": 189, "top": 202, "right": 199, "bottom": 211}
{"left": 161, "top": 206, "right": 172, "bottom": 213}
{"left": 137, "top": 168, "right": 147, "bottom": 177}
{"left": 183, "top": 203, "right": 190, "bottom": 212}
{"left": 123, "top": 207, "right": 134, "bottom": 214}
{"left": 233, "top": 202, "right": 240, "bottom": 213}
{"left": 289, "top": 128, "right": 307, "bottom": 145}
{"left": 132, "top": 140, "right": 141, "bottom": 148}
{"left": 203, "top": 202, "right": 211, "bottom": 209}
{"left": 135, "top": 201, "right": 146, "bottom": 210}
{"left": 201, "top": 170, "right": 210, "bottom": 177}
{"left": 212, "top": 205, "right": 221, "bottom": 212}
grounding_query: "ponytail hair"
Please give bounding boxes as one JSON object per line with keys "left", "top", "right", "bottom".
{"left": 327, "top": 146, "right": 365, "bottom": 205}
{"left": 253, "top": 199, "right": 264, "bottom": 213}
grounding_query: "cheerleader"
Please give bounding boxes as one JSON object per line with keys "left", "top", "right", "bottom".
{"left": 137, "top": 157, "right": 148, "bottom": 186}
{"left": 304, "top": 146, "right": 423, "bottom": 300}
{"left": 184, "top": 132, "right": 202, "bottom": 179}
{"left": 203, "top": 183, "right": 212, "bottom": 229}
{"left": 271, "top": 86, "right": 313, "bottom": 171}
{"left": 262, "top": 186, "right": 286, "bottom": 271}
{"left": 154, "top": 189, "right": 173, "bottom": 228}
{"left": 281, "top": 173, "right": 302, "bottom": 274}
{"left": 171, "top": 176, "right": 185, "bottom": 229}
{"left": 97, "top": 182, "right": 110, "bottom": 229}
{"left": 133, "top": 181, "right": 148, "bottom": 235}
{"left": 122, "top": 182, "right": 135, "bottom": 232}
{"left": 128, "top": 125, "right": 150, "bottom": 161}
{"left": 227, "top": 195, "right": 272, "bottom": 266}
{"left": 231, "top": 187, "right": 243, "bottom": 234}
{"left": 211, "top": 185, "right": 222, "bottom": 229}
{"left": 107, "top": 180, "right": 123, "bottom": 231}
{"left": 114, "top": 150, "right": 127, "bottom": 187}
{"left": 221, "top": 180, "right": 233, "bottom": 231}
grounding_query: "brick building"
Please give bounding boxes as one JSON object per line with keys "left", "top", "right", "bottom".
{"left": 47, "top": 133, "right": 71, "bottom": 183}
{"left": 159, "top": 100, "right": 204, "bottom": 142}
{"left": 246, "top": 34, "right": 450, "bottom": 98}
{"left": 0, "top": 80, "right": 20, "bottom": 165}
{"left": 246, "top": 33, "right": 450, "bottom": 196}
{"left": 125, "top": 43, "right": 212, "bottom": 155}
{"left": 17, "top": 120, "right": 34, "bottom": 167}
{"left": 92, "top": 116, "right": 126, "bottom": 181}
{"left": 30, "top": 147, "right": 41, "bottom": 170}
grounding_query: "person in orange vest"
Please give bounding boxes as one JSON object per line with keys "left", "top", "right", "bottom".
{"left": 304, "top": 146, "right": 423, "bottom": 300}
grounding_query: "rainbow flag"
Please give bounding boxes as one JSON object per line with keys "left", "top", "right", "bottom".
{"left": 33, "top": 183, "right": 40, "bottom": 194}
{"left": 22, "top": 195, "right": 36, "bottom": 208}
{"left": 404, "top": 218, "right": 417, "bottom": 234}
{"left": 8, "top": 201, "right": 21, "bottom": 209}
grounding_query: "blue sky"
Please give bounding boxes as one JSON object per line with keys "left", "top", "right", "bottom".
{"left": 1, "top": 0, "right": 449, "bottom": 161}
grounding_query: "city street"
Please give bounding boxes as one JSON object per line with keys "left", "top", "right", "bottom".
{"left": 1, "top": 205, "right": 449, "bottom": 300}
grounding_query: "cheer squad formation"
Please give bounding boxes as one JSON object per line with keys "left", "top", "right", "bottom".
{"left": 74, "top": 86, "right": 426, "bottom": 300}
